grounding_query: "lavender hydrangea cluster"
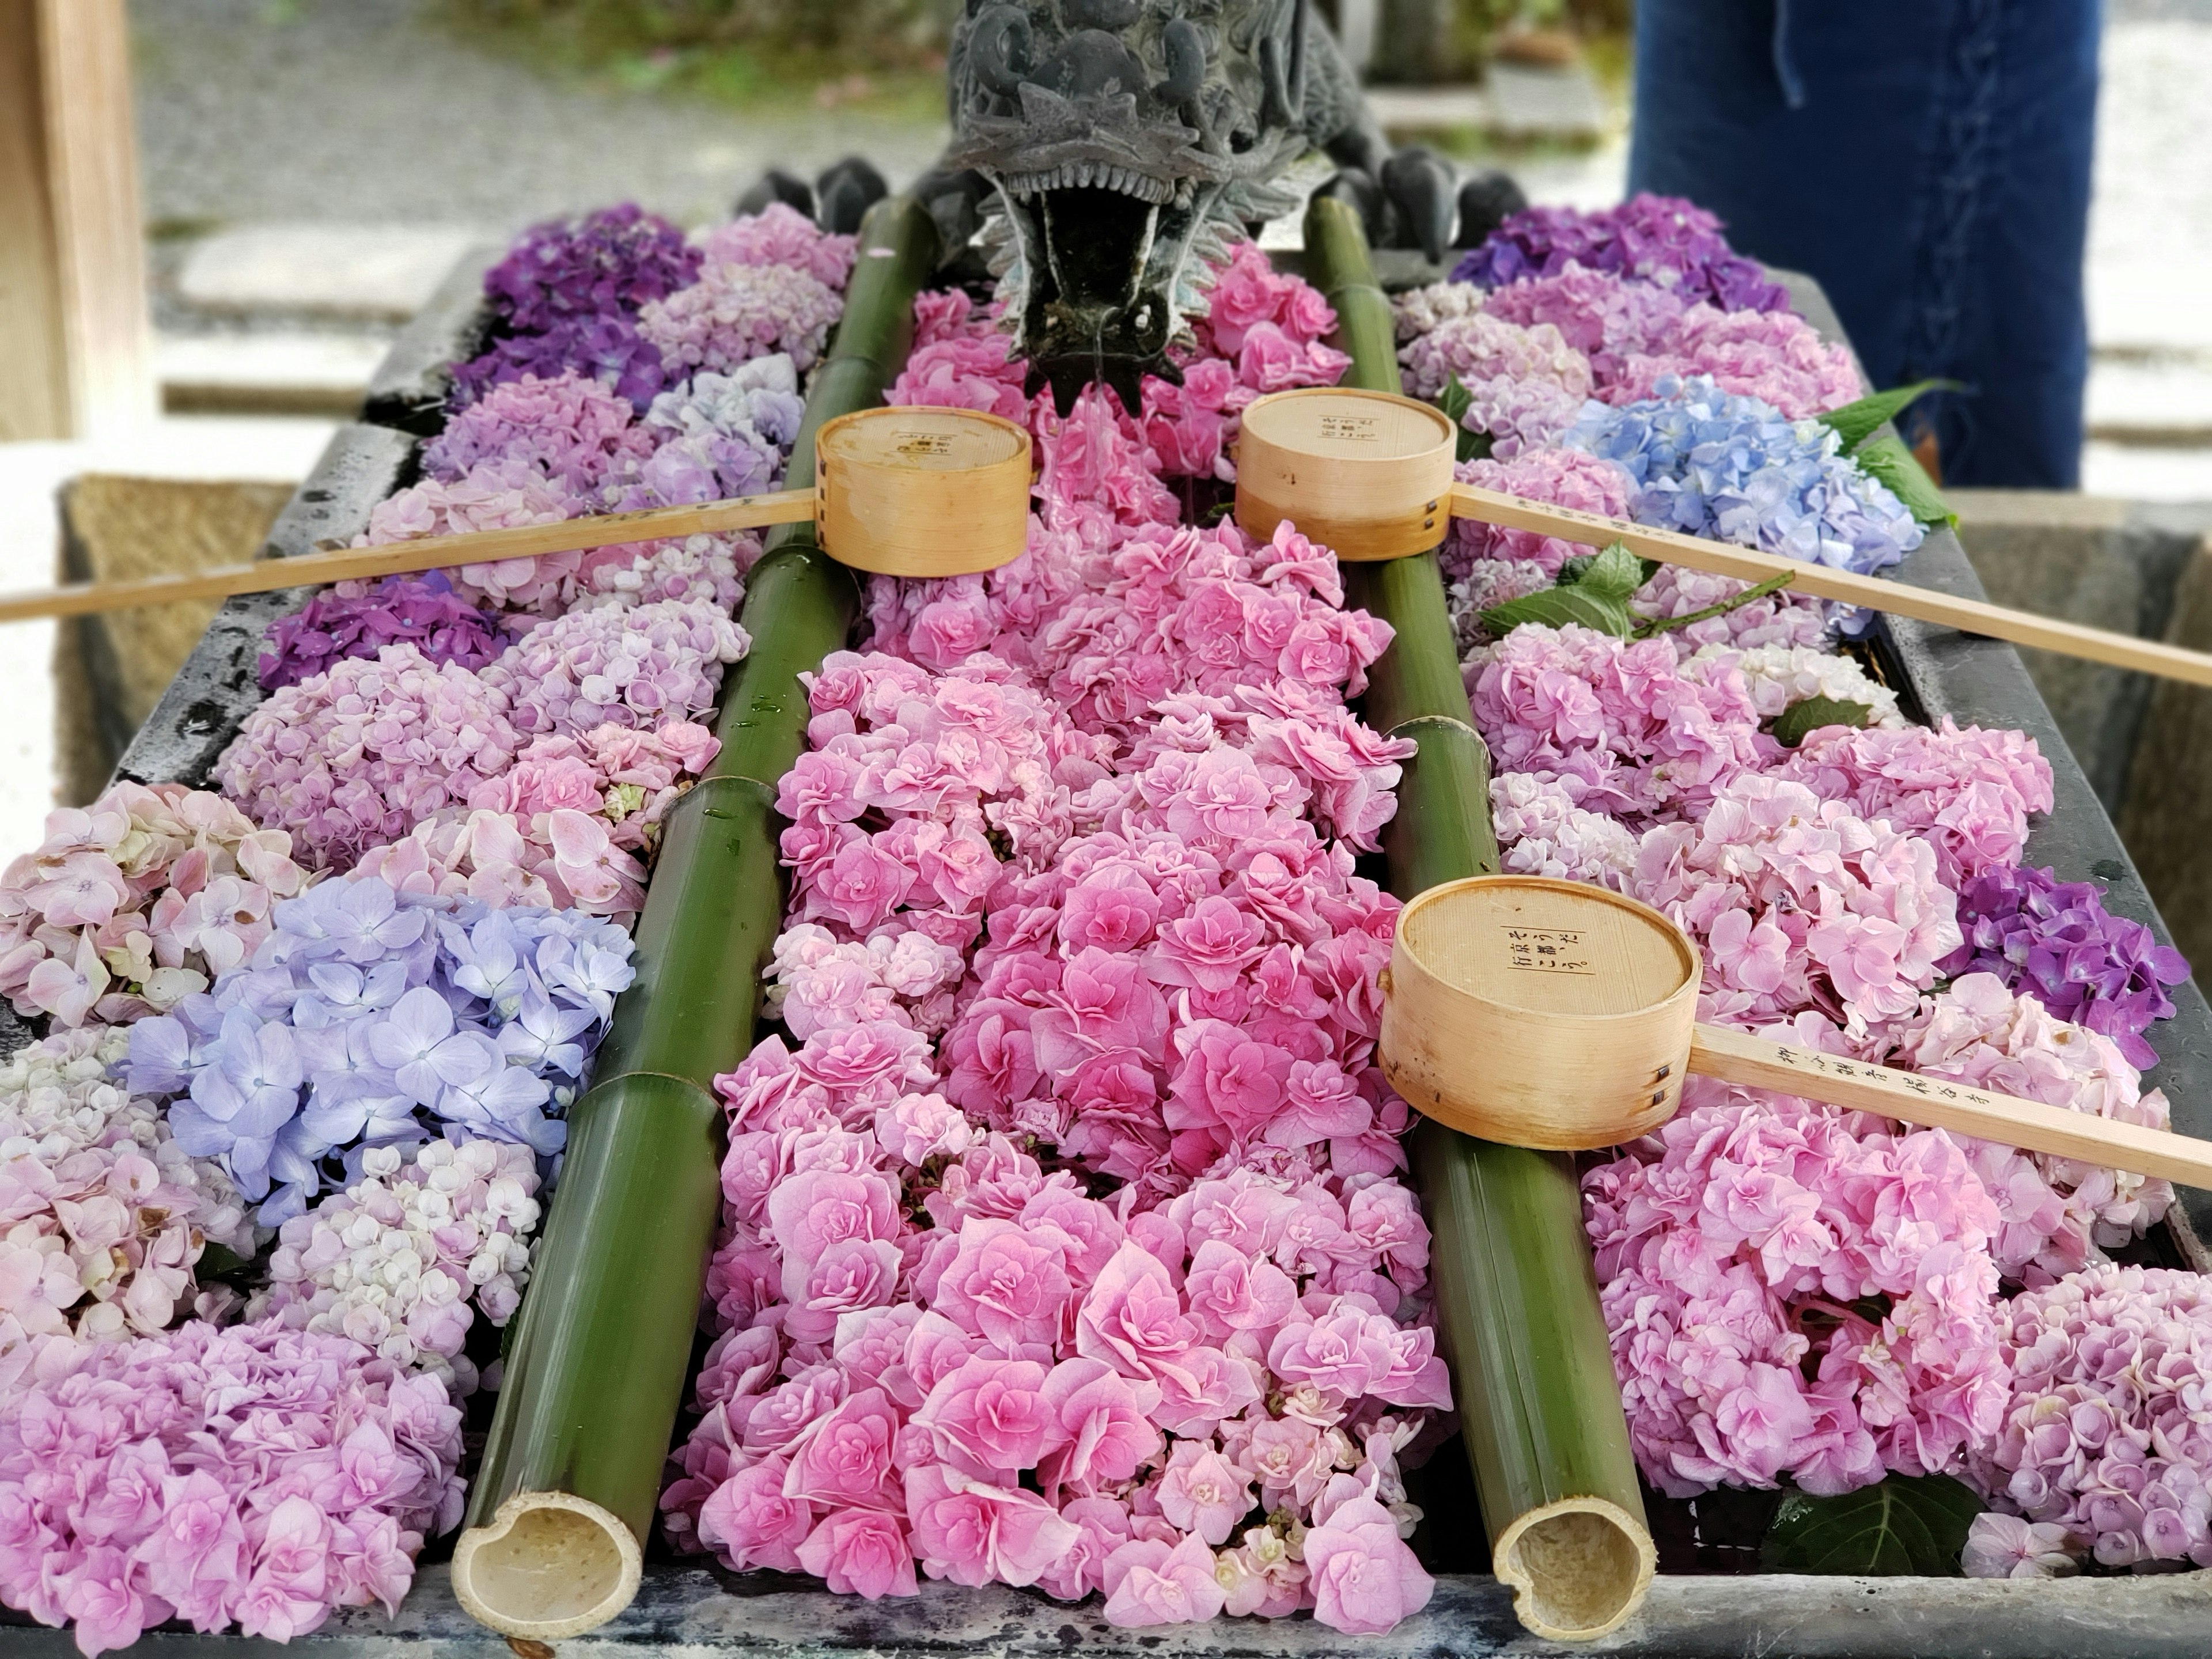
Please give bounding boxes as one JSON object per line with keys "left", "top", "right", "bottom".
{"left": 1565, "top": 374, "right": 1925, "bottom": 580}
{"left": 422, "top": 370, "right": 653, "bottom": 494}
{"left": 483, "top": 597, "right": 748, "bottom": 738}
{"left": 1941, "top": 863, "right": 2191, "bottom": 1070}
{"left": 259, "top": 576, "right": 509, "bottom": 692}
{"left": 125, "top": 880, "right": 634, "bottom": 1223}
{"left": 453, "top": 204, "right": 700, "bottom": 410}
{"left": 1451, "top": 195, "right": 1789, "bottom": 312}
{"left": 625, "top": 355, "right": 806, "bottom": 505}
{"left": 637, "top": 260, "right": 842, "bottom": 377}
{"left": 1966, "top": 1263, "right": 2212, "bottom": 1574}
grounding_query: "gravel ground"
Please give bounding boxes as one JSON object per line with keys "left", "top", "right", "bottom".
{"left": 131, "top": 0, "right": 952, "bottom": 236}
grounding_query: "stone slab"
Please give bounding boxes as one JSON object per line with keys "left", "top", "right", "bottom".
{"left": 178, "top": 225, "right": 482, "bottom": 321}
{"left": 1484, "top": 60, "right": 1608, "bottom": 139}
{"left": 2088, "top": 355, "right": 2212, "bottom": 444}
{"left": 157, "top": 331, "right": 391, "bottom": 419}
{"left": 1945, "top": 488, "right": 2199, "bottom": 810}
{"left": 7, "top": 1560, "right": 2207, "bottom": 1659}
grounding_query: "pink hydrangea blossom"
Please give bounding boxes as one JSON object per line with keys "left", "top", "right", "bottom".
{"left": 218, "top": 644, "right": 527, "bottom": 873}
{"left": 1965, "top": 1263, "right": 2212, "bottom": 1573}
{"left": 1633, "top": 772, "right": 1963, "bottom": 1032}
{"left": 0, "top": 782, "right": 308, "bottom": 1027}
{"left": 0, "top": 1027, "right": 249, "bottom": 1353}
{"left": 638, "top": 260, "right": 843, "bottom": 376}
{"left": 1607, "top": 302, "right": 1860, "bottom": 418}
{"left": 1773, "top": 720, "right": 2055, "bottom": 886}
{"left": 1478, "top": 260, "right": 1690, "bottom": 386}
{"left": 1445, "top": 449, "right": 1634, "bottom": 581}
{"left": 1399, "top": 312, "right": 1592, "bottom": 457}
{"left": 1584, "top": 1077, "right": 2009, "bottom": 1497}
{"left": 0, "top": 1318, "right": 463, "bottom": 1655}
{"left": 1471, "top": 622, "right": 1774, "bottom": 823}
{"left": 698, "top": 203, "right": 858, "bottom": 290}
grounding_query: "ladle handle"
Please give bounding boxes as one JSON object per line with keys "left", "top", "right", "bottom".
{"left": 1687, "top": 1022, "right": 2212, "bottom": 1190}
{"left": 0, "top": 488, "right": 820, "bottom": 624}
{"left": 1449, "top": 484, "right": 2212, "bottom": 690}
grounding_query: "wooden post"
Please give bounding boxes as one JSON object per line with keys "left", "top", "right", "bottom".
{"left": 0, "top": 0, "right": 153, "bottom": 442}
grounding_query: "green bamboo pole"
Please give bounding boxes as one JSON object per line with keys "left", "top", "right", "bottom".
{"left": 450, "top": 195, "right": 941, "bottom": 1643}
{"left": 1308, "top": 197, "right": 1655, "bottom": 1643}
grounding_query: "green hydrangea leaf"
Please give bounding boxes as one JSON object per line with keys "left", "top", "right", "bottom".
{"left": 1440, "top": 373, "right": 1490, "bottom": 463}
{"left": 1760, "top": 1474, "right": 1984, "bottom": 1577}
{"left": 1816, "top": 380, "right": 1957, "bottom": 456}
{"left": 1853, "top": 433, "right": 1956, "bottom": 528}
{"left": 1478, "top": 540, "right": 1645, "bottom": 639}
{"left": 1770, "top": 695, "right": 1876, "bottom": 747}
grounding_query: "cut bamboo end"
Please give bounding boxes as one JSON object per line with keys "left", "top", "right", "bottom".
{"left": 1381, "top": 876, "right": 1699, "bottom": 1150}
{"left": 1234, "top": 388, "right": 1457, "bottom": 561}
{"left": 815, "top": 405, "right": 1032, "bottom": 576}
{"left": 1491, "top": 1493, "right": 1657, "bottom": 1643}
{"left": 450, "top": 1490, "right": 643, "bottom": 1641}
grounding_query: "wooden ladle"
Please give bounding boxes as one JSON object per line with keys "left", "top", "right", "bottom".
{"left": 1380, "top": 876, "right": 2212, "bottom": 1188}
{"left": 0, "top": 406, "right": 1033, "bottom": 623}
{"left": 1231, "top": 388, "right": 2212, "bottom": 689}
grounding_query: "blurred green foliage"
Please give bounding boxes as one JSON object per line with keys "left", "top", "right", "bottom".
{"left": 433, "top": 0, "right": 960, "bottom": 108}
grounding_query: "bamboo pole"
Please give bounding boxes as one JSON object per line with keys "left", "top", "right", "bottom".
{"left": 0, "top": 490, "right": 817, "bottom": 623}
{"left": 1448, "top": 484, "right": 2212, "bottom": 689}
{"left": 449, "top": 195, "right": 941, "bottom": 1642}
{"left": 1309, "top": 195, "right": 1655, "bottom": 1644}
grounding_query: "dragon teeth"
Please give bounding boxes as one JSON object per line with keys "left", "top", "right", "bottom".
{"left": 995, "top": 163, "right": 1178, "bottom": 203}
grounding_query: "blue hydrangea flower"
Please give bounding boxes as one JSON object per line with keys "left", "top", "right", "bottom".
{"left": 127, "top": 884, "right": 636, "bottom": 1223}
{"left": 1564, "top": 376, "right": 1925, "bottom": 629}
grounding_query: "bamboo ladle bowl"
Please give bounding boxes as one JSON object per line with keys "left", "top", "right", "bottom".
{"left": 1381, "top": 876, "right": 2212, "bottom": 1188}
{"left": 1231, "top": 389, "right": 2212, "bottom": 688}
{"left": 0, "top": 407, "right": 1035, "bottom": 624}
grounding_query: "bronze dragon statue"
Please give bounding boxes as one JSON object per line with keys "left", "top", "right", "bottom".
{"left": 741, "top": 0, "right": 1522, "bottom": 410}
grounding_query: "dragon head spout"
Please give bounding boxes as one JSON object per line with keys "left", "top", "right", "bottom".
{"left": 946, "top": 0, "right": 1313, "bottom": 411}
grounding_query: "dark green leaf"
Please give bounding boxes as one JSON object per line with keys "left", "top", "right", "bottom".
{"left": 1816, "top": 380, "right": 1958, "bottom": 456}
{"left": 1770, "top": 695, "right": 1876, "bottom": 747}
{"left": 194, "top": 1241, "right": 260, "bottom": 1287}
{"left": 1478, "top": 540, "right": 1646, "bottom": 639}
{"left": 1853, "top": 433, "right": 1956, "bottom": 527}
{"left": 1439, "top": 373, "right": 1489, "bottom": 463}
{"left": 1760, "top": 1474, "right": 1984, "bottom": 1576}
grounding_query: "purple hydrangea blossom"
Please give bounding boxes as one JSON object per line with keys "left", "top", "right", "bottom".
{"left": 1451, "top": 194, "right": 1790, "bottom": 312}
{"left": 482, "top": 202, "right": 700, "bottom": 336}
{"left": 126, "top": 880, "right": 634, "bottom": 1222}
{"left": 450, "top": 312, "right": 674, "bottom": 413}
{"left": 259, "top": 575, "right": 509, "bottom": 691}
{"left": 1941, "top": 863, "right": 2191, "bottom": 1070}
{"left": 422, "top": 369, "right": 653, "bottom": 493}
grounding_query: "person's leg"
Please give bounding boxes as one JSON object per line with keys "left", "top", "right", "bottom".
{"left": 1628, "top": 0, "right": 1950, "bottom": 394}
{"left": 1627, "top": 0, "right": 2099, "bottom": 487}
{"left": 1910, "top": 2, "right": 2099, "bottom": 487}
